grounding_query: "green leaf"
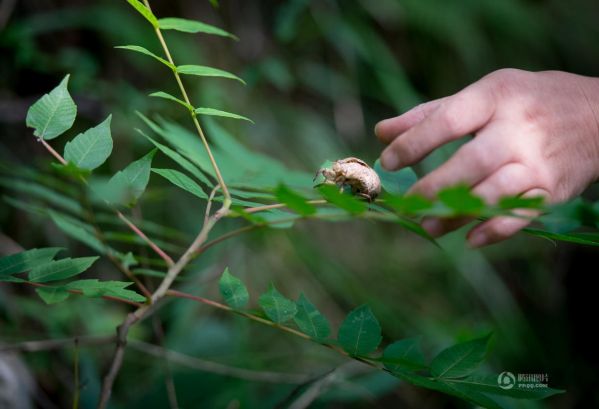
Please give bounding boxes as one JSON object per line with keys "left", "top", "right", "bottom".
{"left": 177, "top": 65, "right": 246, "bottom": 84}
{"left": 373, "top": 159, "right": 417, "bottom": 194}
{"left": 293, "top": 293, "right": 330, "bottom": 340}
{"left": 437, "top": 185, "right": 485, "bottom": 216}
{"left": 194, "top": 107, "right": 253, "bottom": 123}
{"left": 384, "top": 193, "right": 432, "bottom": 215}
{"left": 28, "top": 256, "right": 98, "bottom": 283}
{"left": 64, "top": 115, "right": 113, "bottom": 170}
{"left": 149, "top": 91, "right": 193, "bottom": 111}
{"left": 275, "top": 185, "right": 316, "bottom": 216}
{"left": 66, "top": 279, "right": 146, "bottom": 302}
{"left": 394, "top": 215, "right": 438, "bottom": 245}
{"left": 0, "top": 248, "right": 63, "bottom": 277}
{"left": 219, "top": 268, "right": 249, "bottom": 309}
{"left": 382, "top": 338, "right": 427, "bottom": 371}
{"left": 35, "top": 287, "right": 70, "bottom": 304}
{"left": 106, "top": 149, "right": 156, "bottom": 206}
{"left": 140, "top": 130, "right": 214, "bottom": 187}
{"left": 125, "top": 0, "right": 158, "bottom": 27}
{"left": 258, "top": 283, "right": 297, "bottom": 323}
{"left": 318, "top": 184, "right": 367, "bottom": 215}
{"left": 498, "top": 195, "right": 545, "bottom": 210}
{"left": 431, "top": 334, "right": 492, "bottom": 379}
{"left": 26, "top": 74, "right": 77, "bottom": 140}
{"left": 158, "top": 17, "right": 238, "bottom": 40}
{"left": 338, "top": 305, "right": 382, "bottom": 356}
{"left": 524, "top": 228, "right": 599, "bottom": 247}
{"left": 391, "top": 371, "right": 503, "bottom": 409}
{"left": 152, "top": 168, "right": 208, "bottom": 199}
{"left": 49, "top": 211, "right": 107, "bottom": 254}
{"left": 115, "top": 45, "right": 173, "bottom": 69}
{"left": 445, "top": 374, "right": 564, "bottom": 400}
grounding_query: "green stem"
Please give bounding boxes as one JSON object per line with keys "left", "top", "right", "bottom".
{"left": 142, "top": 0, "right": 231, "bottom": 207}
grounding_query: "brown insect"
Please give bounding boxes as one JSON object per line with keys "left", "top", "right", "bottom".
{"left": 314, "top": 157, "right": 381, "bottom": 201}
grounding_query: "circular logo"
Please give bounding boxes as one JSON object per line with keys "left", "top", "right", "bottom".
{"left": 498, "top": 371, "right": 516, "bottom": 390}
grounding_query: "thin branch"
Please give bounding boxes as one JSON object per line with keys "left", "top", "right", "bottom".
{"left": 194, "top": 224, "right": 256, "bottom": 255}
{"left": 142, "top": 0, "right": 231, "bottom": 206}
{"left": 117, "top": 211, "right": 174, "bottom": 268}
{"left": 73, "top": 339, "right": 80, "bottom": 409}
{"left": 165, "top": 290, "right": 382, "bottom": 372}
{"left": 130, "top": 340, "right": 310, "bottom": 384}
{"left": 204, "top": 185, "right": 220, "bottom": 225}
{"left": 80, "top": 187, "right": 152, "bottom": 299}
{"left": 0, "top": 335, "right": 115, "bottom": 353}
{"left": 152, "top": 317, "right": 179, "bottom": 409}
{"left": 38, "top": 138, "right": 67, "bottom": 165}
{"left": 24, "top": 281, "right": 142, "bottom": 307}
{"left": 36, "top": 134, "right": 175, "bottom": 272}
{"left": 97, "top": 305, "right": 150, "bottom": 409}
{"left": 244, "top": 200, "right": 327, "bottom": 214}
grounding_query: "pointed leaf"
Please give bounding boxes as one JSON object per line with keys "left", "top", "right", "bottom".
{"left": 158, "top": 17, "right": 238, "bottom": 39}
{"left": 275, "top": 185, "right": 316, "bottom": 216}
{"left": 373, "top": 159, "right": 417, "bottom": 194}
{"left": 384, "top": 193, "right": 432, "bottom": 215}
{"left": 106, "top": 149, "right": 156, "bottom": 206}
{"left": 338, "top": 305, "right": 382, "bottom": 356}
{"left": 49, "top": 211, "right": 106, "bottom": 254}
{"left": 29, "top": 256, "right": 99, "bottom": 283}
{"left": 445, "top": 374, "right": 564, "bottom": 400}
{"left": 152, "top": 168, "right": 208, "bottom": 199}
{"left": 35, "top": 287, "right": 70, "bottom": 304}
{"left": 194, "top": 107, "right": 253, "bottom": 123}
{"left": 318, "top": 184, "right": 367, "bottom": 215}
{"left": 125, "top": 0, "right": 158, "bottom": 27}
{"left": 149, "top": 91, "right": 193, "bottom": 111}
{"left": 66, "top": 279, "right": 146, "bottom": 302}
{"left": 219, "top": 268, "right": 249, "bottom": 309}
{"left": 431, "top": 335, "right": 492, "bottom": 379}
{"left": 0, "top": 248, "right": 63, "bottom": 277}
{"left": 116, "top": 45, "right": 173, "bottom": 69}
{"left": 258, "top": 283, "right": 297, "bottom": 323}
{"left": 64, "top": 115, "right": 113, "bottom": 170}
{"left": 140, "top": 130, "right": 214, "bottom": 187}
{"left": 26, "top": 74, "right": 77, "bottom": 140}
{"left": 438, "top": 185, "right": 485, "bottom": 215}
{"left": 293, "top": 293, "right": 330, "bottom": 340}
{"left": 177, "top": 65, "right": 246, "bottom": 84}
{"left": 382, "top": 338, "right": 427, "bottom": 371}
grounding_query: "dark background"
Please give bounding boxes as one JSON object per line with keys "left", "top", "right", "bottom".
{"left": 1, "top": 0, "right": 599, "bottom": 408}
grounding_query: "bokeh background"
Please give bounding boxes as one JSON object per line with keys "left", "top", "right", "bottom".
{"left": 1, "top": 0, "right": 599, "bottom": 408}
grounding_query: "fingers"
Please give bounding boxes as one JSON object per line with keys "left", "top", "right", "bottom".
{"left": 375, "top": 98, "right": 445, "bottom": 144}
{"left": 408, "top": 135, "right": 510, "bottom": 199}
{"left": 380, "top": 81, "right": 496, "bottom": 170}
{"left": 467, "top": 188, "right": 550, "bottom": 248}
{"left": 420, "top": 163, "right": 536, "bottom": 238}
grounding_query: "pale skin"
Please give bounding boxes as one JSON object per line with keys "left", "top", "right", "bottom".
{"left": 375, "top": 69, "right": 599, "bottom": 247}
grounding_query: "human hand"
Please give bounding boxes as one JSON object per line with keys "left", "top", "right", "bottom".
{"left": 375, "top": 69, "right": 599, "bottom": 247}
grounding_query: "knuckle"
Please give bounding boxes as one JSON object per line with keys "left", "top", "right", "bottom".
{"left": 392, "top": 139, "right": 420, "bottom": 164}
{"left": 439, "top": 103, "right": 464, "bottom": 134}
{"left": 485, "top": 68, "right": 527, "bottom": 100}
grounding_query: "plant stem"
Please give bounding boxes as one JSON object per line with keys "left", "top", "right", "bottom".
{"left": 142, "top": 0, "right": 231, "bottom": 206}
{"left": 36, "top": 135, "right": 175, "bottom": 271}
{"left": 25, "top": 281, "right": 142, "bottom": 307}
{"left": 130, "top": 340, "right": 310, "bottom": 384}
{"left": 117, "top": 211, "right": 174, "bottom": 268}
{"left": 0, "top": 335, "right": 115, "bottom": 352}
{"left": 73, "top": 338, "right": 80, "bottom": 409}
{"left": 244, "top": 200, "right": 327, "bottom": 214}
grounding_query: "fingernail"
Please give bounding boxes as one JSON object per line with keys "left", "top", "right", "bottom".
{"left": 381, "top": 150, "right": 399, "bottom": 170}
{"left": 468, "top": 231, "right": 487, "bottom": 248}
{"left": 422, "top": 219, "right": 443, "bottom": 237}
